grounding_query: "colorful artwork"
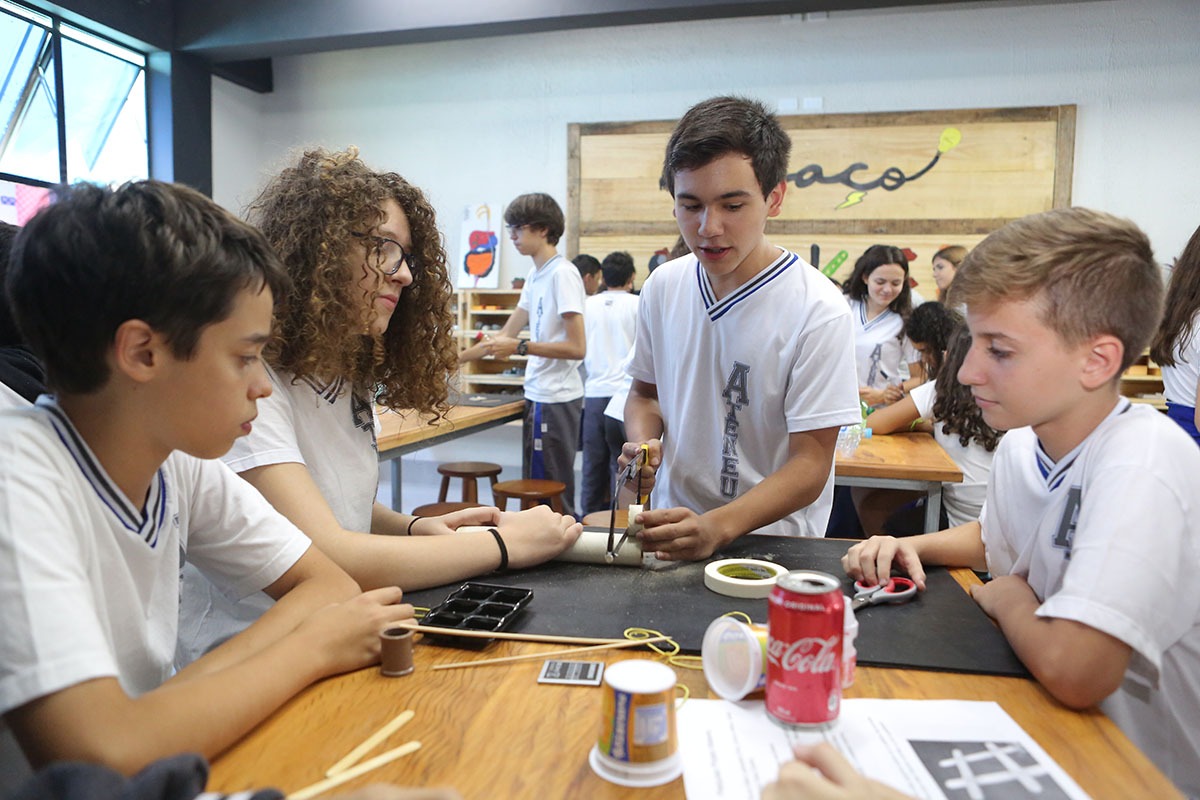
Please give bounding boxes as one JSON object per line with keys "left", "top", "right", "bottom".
{"left": 0, "top": 180, "right": 52, "bottom": 225}
{"left": 457, "top": 202, "right": 501, "bottom": 289}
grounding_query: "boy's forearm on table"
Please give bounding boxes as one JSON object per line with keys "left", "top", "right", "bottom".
{"left": 909, "top": 521, "right": 987, "bottom": 571}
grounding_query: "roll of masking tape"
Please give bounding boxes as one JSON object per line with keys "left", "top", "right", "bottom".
{"left": 703, "top": 559, "right": 790, "bottom": 599}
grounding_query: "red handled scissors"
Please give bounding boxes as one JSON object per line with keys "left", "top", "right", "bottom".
{"left": 851, "top": 577, "right": 918, "bottom": 611}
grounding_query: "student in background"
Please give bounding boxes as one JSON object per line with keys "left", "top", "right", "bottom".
{"left": 0, "top": 181, "right": 411, "bottom": 790}
{"left": 931, "top": 244, "right": 968, "bottom": 304}
{"left": 621, "top": 96, "right": 860, "bottom": 559}
{"left": 179, "top": 150, "right": 581, "bottom": 664}
{"left": 580, "top": 250, "right": 639, "bottom": 515}
{"left": 842, "top": 207, "right": 1200, "bottom": 797}
{"left": 0, "top": 221, "right": 45, "bottom": 409}
{"left": 572, "top": 253, "right": 603, "bottom": 295}
{"left": 1149, "top": 222, "right": 1200, "bottom": 445}
{"left": 843, "top": 245, "right": 922, "bottom": 407}
{"left": 853, "top": 315, "right": 1002, "bottom": 536}
{"left": 461, "top": 193, "right": 586, "bottom": 519}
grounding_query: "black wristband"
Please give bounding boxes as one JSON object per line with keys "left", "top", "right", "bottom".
{"left": 406, "top": 516, "right": 422, "bottom": 536}
{"left": 488, "top": 527, "right": 508, "bottom": 572}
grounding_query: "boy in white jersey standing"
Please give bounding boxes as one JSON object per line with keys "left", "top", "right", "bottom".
{"left": 0, "top": 182, "right": 411, "bottom": 789}
{"left": 461, "top": 193, "right": 586, "bottom": 518}
{"left": 842, "top": 207, "right": 1200, "bottom": 796}
{"left": 621, "top": 96, "right": 860, "bottom": 559}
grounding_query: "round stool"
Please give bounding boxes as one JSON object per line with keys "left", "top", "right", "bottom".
{"left": 410, "top": 501, "right": 487, "bottom": 517}
{"left": 491, "top": 479, "right": 566, "bottom": 512}
{"left": 436, "top": 461, "right": 503, "bottom": 503}
{"left": 581, "top": 510, "right": 629, "bottom": 529}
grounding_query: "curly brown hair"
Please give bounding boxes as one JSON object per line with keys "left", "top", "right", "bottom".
{"left": 248, "top": 147, "right": 457, "bottom": 414}
{"left": 932, "top": 324, "right": 1004, "bottom": 452}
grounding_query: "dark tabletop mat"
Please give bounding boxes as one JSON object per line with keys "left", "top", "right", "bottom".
{"left": 404, "top": 535, "right": 1028, "bottom": 677}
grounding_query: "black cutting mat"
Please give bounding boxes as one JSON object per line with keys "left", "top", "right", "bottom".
{"left": 403, "top": 535, "right": 1028, "bottom": 677}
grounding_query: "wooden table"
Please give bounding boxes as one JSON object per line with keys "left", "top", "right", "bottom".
{"left": 835, "top": 432, "right": 963, "bottom": 533}
{"left": 376, "top": 401, "right": 524, "bottom": 511}
{"left": 208, "top": 568, "right": 1178, "bottom": 799}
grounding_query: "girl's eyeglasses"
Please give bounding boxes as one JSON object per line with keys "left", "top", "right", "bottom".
{"left": 351, "top": 232, "right": 419, "bottom": 277}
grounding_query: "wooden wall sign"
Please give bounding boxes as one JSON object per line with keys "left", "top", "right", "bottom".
{"left": 567, "top": 105, "right": 1075, "bottom": 292}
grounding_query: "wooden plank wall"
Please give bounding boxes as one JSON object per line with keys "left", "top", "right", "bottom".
{"left": 568, "top": 105, "right": 1075, "bottom": 293}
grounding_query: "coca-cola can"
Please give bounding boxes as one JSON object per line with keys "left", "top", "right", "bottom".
{"left": 766, "top": 570, "right": 844, "bottom": 727}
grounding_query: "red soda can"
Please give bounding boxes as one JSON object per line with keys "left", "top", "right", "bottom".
{"left": 766, "top": 570, "right": 844, "bottom": 726}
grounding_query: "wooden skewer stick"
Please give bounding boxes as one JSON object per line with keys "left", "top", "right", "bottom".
{"left": 431, "top": 634, "right": 675, "bottom": 671}
{"left": 289, "top": 741, "right": 421, "bottom": 800}
{"left": 324, "top": 708, "right": 415, "bottom": 777}
{"left": 400, "top": 621, "right": 626, "bottom": 646}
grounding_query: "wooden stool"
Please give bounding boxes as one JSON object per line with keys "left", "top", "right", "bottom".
{"left": 581, "top": 510, "right": 629, "bottom": 529}
{"left": 410, "top": 501, "right": 486, "bottom": 517}
{"left": 436, "top": 461, "right": 503, "bottom": 503}
{"left": 491, "top": 479, "right": 566, "bottom": 512}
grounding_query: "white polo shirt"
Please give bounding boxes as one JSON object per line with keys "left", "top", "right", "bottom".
{"left": 628, "top": 249, "right": 860, "bottom": 537}
{"left": 517, "top": 254, "right": 586, "bottom": 403}
{"left": 980, "top": 399, "right": 1200, "bottom": 796}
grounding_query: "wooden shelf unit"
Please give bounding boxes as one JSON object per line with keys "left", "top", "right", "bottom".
{"left": 455, "top": 289, "right": 527, "bottom": 396}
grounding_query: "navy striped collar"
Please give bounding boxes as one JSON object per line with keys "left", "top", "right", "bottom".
{"left": 697, "top": 248, "right": 796, "bottom": 322}
{"left": 35, "top": 395, "right": 168, "bottom": 547}
{"left": 855, "top": 299, "right": 898, "bottom": 332}
{"left": 1033, "top": 398, "right": 1132, "bottom": 489}
{"left": 297, "top": 374, "right": 347, "bottom": 405}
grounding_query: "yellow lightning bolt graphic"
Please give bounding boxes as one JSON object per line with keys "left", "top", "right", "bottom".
{"left": 837, "top": 191, "right": 867, "bottom": 209}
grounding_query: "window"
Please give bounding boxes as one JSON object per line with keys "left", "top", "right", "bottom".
{"left": 0, "top": 0, "right": 148, "bottom": 189}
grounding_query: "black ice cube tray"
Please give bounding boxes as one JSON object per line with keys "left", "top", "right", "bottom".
{"left": 419, "top": 582, "right": 534, "bottom": 649}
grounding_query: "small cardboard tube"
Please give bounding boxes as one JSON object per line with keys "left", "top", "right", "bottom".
{"left": 380, "top": 627, "right": 415, "bottom": 677}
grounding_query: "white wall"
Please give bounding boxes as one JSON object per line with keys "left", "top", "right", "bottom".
{"left": 212, "top": 0, "right": 1200, "bottom": 277}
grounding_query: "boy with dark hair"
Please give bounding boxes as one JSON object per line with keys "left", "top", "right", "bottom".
{"left": 572, "top": 253, "right": 603, "bottom": 295}
{"left": 0, "top": 181, "right": 411, "bottom": 790}
{"left": 581, "top": 251, "right": 639, "bottom": 514}
{"left": 843, "top": 207, "right": 1200, "bottom": 796}
{"left": 622, "top": 96, "right": 860, "bottom": 558}
{"left": 460, "top": 192, "right": 585, "bottom": 517}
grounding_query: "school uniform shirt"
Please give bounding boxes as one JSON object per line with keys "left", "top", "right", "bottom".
{"left": 0, "top": 380, "right": 27, "bottom": 411}
{"left": 517, "top": 254, "right": 586, "bottom": 403}
{"left": 1162, "top": 310, "right": 1200, "bottom": 407}
{"left": 846, "top": 297, "right": 918, "bottom": 390}
{"left": 627, "top": 249, "right": 860, "bottom": 537}
{"left": 0, "top": 397, "right": 310, "bottom": 792}
{"left": 604, "top": 351, "right": 635, "bottom": 423}
{"left": 177, "top": 365, "right": 378, "bottom": 666}
{"left": 583, "top": 290, "right": 639, "bottom": 399}
{"left": 908, "top": 380, "right": 995, "bottom": 527}
{"left": 979, "top": 399, "right": 1200, "bottom": 797}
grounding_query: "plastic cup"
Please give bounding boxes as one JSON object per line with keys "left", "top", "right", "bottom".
{"left": 701, "top": 616, "right": 769, "bottom": 701}
{"left": 589, "top": 659, "right": 682, "bottom": 787}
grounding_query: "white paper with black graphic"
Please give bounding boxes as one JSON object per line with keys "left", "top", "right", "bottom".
{"left": 677, "top": 698, "right": 1089, "bottom": 800}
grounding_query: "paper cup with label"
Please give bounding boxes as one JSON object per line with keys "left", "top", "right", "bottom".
{"left": 589, "top": 659, "right": 682, "bottom": 787}
{"left": 701, "top": 616, "right": 769, "bottom": 701}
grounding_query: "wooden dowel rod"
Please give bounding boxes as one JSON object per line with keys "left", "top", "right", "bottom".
{"left": 289, "top": 741, "right": 421, "bottom": 800}
{"left": 431, "top": 635, "right": 675, "bottom": 671}
{"left": 325, "top": 709, "right": 415, "bottom": 777}
{"left": 401, "top": 622, "right": 624, "bottom": 645}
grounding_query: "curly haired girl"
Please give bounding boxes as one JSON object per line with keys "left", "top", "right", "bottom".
{"left": 852, "top": 321, "right": 1002, "bottom": 536}
{"left": 179, "top": 148, "right": 580, "bottom": 664}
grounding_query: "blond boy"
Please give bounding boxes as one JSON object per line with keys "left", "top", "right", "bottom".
{"left": 843, "top": 207, "right": 1200, "bottom": 796}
